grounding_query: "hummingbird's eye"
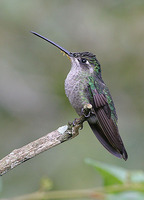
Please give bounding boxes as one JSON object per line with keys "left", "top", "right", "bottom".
{"left": 81, "top": 58, "right": 87, "bottom": 63}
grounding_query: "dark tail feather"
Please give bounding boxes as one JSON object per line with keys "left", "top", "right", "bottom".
{"left": 88, "top": 122, "right": 128, "bottom": 160}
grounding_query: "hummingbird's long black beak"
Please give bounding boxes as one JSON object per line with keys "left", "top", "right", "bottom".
{"left": 31, "top": 31, "right": 73, "bottom": 57}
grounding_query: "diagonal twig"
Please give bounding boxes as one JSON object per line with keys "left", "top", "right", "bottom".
{"left": 0, "top": 104, "right": 92, "bottom": 176}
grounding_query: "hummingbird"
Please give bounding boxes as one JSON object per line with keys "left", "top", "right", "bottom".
{"left": 31, "top": 31, "right": 128, "bottom": 160}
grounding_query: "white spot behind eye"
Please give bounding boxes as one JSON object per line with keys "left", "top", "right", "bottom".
{"left": 84, "top": 60, "right": 94, "bottom": 73}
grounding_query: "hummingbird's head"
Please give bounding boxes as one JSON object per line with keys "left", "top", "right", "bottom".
{"left": 70, "top": 52, "right": 101, "bottom": 75}
{"left": 31, "top": 31, "right": 101, "bottom": 76}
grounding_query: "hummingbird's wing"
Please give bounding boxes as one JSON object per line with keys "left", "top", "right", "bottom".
{"left": 88, "top": 86, "right": 128, "bottom": 160}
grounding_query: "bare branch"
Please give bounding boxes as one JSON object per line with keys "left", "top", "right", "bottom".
{"left": 0, "top": 104, "right": 92, "bottom": 176}
{"left": 2, "top": 183, "right": 144, "bottom": 200}
{"left": 0, "top": 188, "right": 105, "bottom": 200}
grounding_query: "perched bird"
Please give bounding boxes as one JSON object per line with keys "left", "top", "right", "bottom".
{"left": 31, "top": 31, "right": 128, "bottom": 160}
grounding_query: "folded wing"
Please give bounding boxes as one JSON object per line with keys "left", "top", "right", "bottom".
{"left": 88, "top": 87, "right": 128, "bottom": 160}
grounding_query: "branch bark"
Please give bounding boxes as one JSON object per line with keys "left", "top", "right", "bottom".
{"left": 0, "top": 104, "right": 92, "bottom": 176}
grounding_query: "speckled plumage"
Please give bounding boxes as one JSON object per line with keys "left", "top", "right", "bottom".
{"left": 65, "top": 52, "right": 128, "bottom": 160}
{"left": 65, "top": 52, "right": 117, "bottom": 122}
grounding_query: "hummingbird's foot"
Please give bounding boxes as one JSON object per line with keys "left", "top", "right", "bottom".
{"left": 81, "top": 107, "right": 91, "bottom": 118}
{"left": 72, "top": 118, "right": 77, "bottom": 126}
{"left": 72, "top": 118, "right": 83, "bottom": 130}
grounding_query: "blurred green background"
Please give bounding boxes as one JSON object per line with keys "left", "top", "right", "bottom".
{"left": 0, "top": 0, "right": 144, "bottom": 198}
